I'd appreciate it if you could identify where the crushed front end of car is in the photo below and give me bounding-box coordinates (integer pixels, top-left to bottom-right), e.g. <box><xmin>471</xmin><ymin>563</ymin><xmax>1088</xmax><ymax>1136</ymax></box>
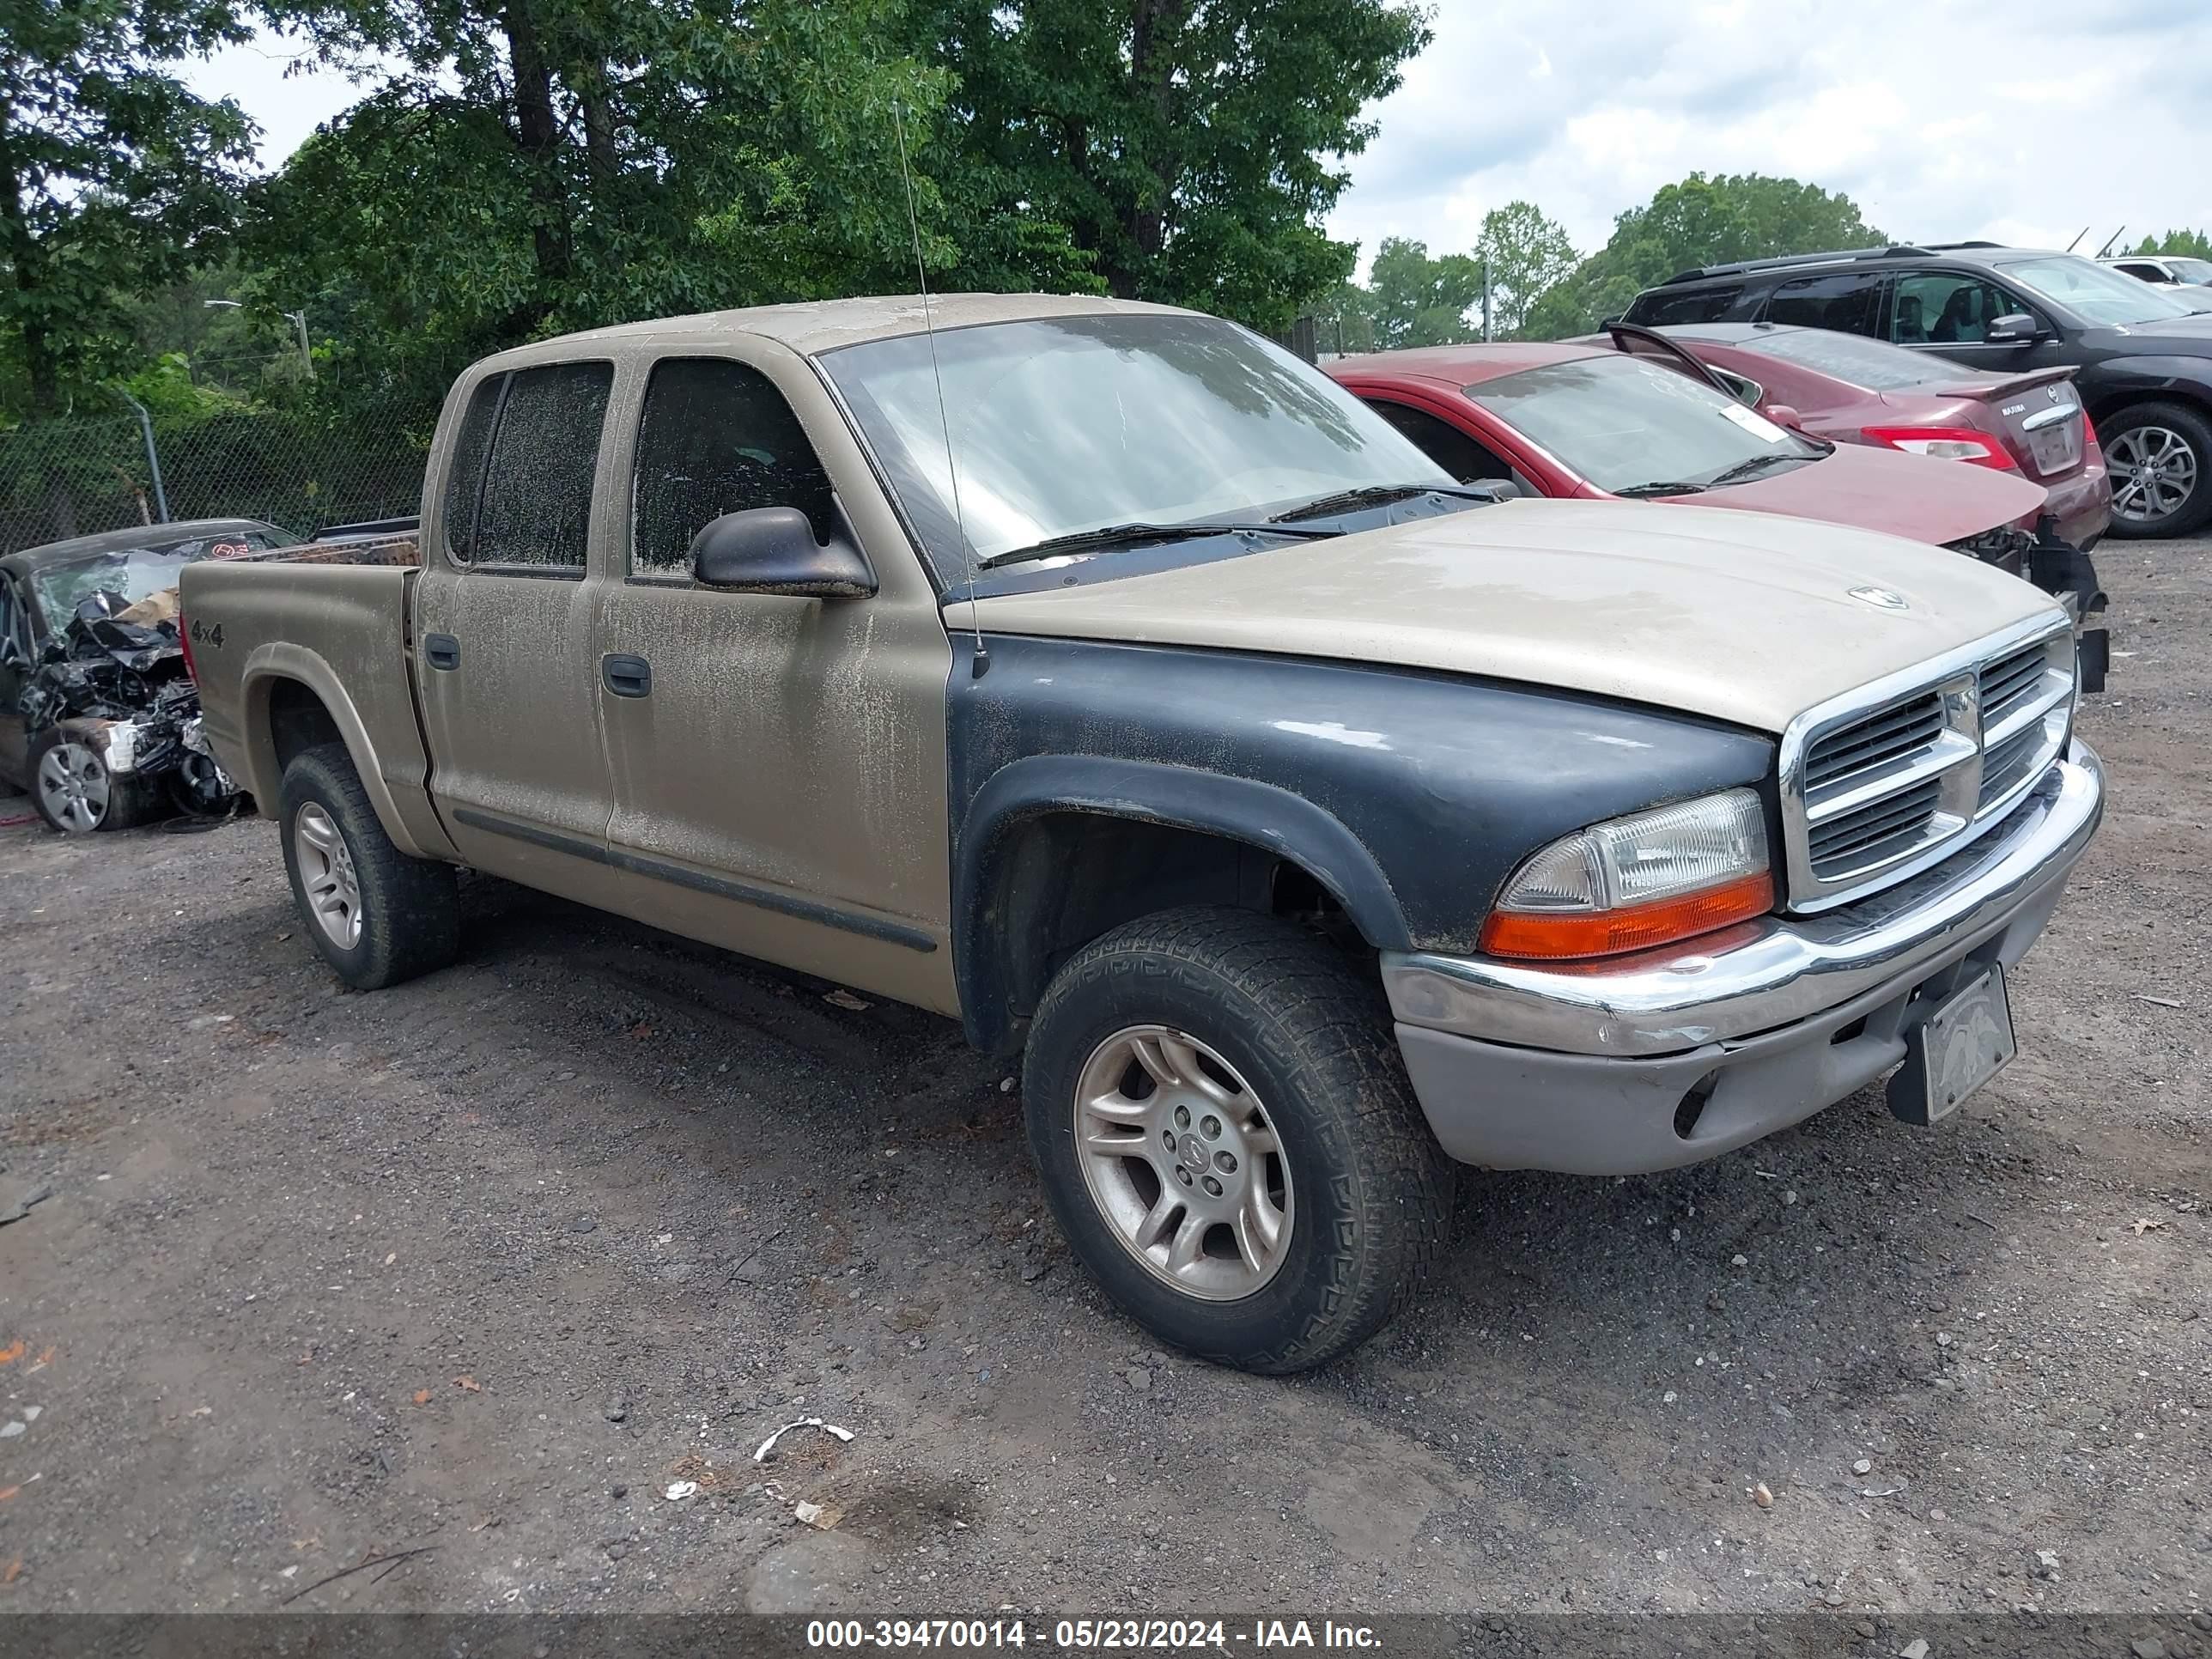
<box><xmin>18</xmin><ymin>589</ymin><xmax>240</xmax><ymax>817</ymax></box>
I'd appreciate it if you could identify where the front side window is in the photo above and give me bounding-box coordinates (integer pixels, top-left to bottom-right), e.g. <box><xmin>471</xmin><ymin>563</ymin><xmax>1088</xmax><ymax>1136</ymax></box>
<box><xmin>1464</xmin><ymin>354</ymin><xmax>1821</xmax><ymax>495</ymax></box>
<box><xmin>1369</xmin><ymin>399</ymin><xmax>1516</xmax><ymax>483</ymax></box>
<box><xmin>469</xmin><ymin>362</ymin><xmax>614</xmax><ymax>568</ymax></box>
<box><xmin>2000</xmin><ymin>255</ymin><xmax>2197</xmax><ymax>326</ymax></box>
<box><xmin>823</xmin><ymin>314</ymin><xmax>1449</xmax><ymax>574</ymax></box>
<box><xmin>1761</xmin><ymin>271</ymin><xmax>1885</xmax><ymax>336</ymax></box>
<box><xmin>1890</xmin><ymin>273</ymin><xmax>2036</xmax><ymax>344</ymax></box>
<box><xmin>630</xmin><ymin>358</ymin><xmax>837</xmax><ymax>574</ymax></box>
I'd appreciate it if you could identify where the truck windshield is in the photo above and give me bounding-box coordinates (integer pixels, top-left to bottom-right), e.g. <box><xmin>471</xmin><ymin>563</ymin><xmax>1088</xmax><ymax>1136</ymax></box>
<box><xmin>1467</xmin><ymin>355</ymin><xmax>1822</xmax><ymax>495</ymax></box>
<box><xmin>2000</xmin><ymin>256</ymin><xmax>2196</xmax><ymax>327</ymax></box>
<box><xmin>822</xmin><ymin>313</ymin><xmax>1452</xmax><ymax>574</ymax></box>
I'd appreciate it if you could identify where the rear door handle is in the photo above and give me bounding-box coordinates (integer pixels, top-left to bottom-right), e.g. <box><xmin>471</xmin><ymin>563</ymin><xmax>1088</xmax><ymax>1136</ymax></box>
<box><xmin>602</xmin><ymin>653</ymin><xmax>652</xmax><ymax>698</ymax></box>
<box><xmin>423</xmin><ymin>633</ymin><xmax>460</xmax><ymax>671</ymax></box>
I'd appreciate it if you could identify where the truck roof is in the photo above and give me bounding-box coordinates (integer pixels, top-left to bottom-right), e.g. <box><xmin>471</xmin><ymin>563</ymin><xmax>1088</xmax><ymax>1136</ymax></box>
<box><xmin>489</xmin><ymin>293</ymin><xmax>1190</xmax><ymax>366</ymax></box>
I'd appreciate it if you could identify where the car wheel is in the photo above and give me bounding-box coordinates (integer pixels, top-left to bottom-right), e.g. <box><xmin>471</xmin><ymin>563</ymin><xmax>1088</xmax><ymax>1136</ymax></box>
<box><xmin>2104</xmin><ymin>401</ymin><xmax>2212</xmax><ymax>538</ymax></box>
<box><xmin>30</xmin><ymin>727</ymin><xmax>154</xmax><ymax>834</ymax></box>
<box><xmin>1023</xmin><ymin>906</ymin><xmax>1451</xmax><ymax>1374</ymax></box>
<box><xmin>278</xmin><ymin>741</ymin><xmax>459</xmax><ymax>989</ymax></box>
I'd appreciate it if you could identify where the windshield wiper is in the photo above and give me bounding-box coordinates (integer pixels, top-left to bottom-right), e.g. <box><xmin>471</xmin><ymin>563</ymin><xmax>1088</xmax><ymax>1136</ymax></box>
<box><xmin>1613</xmin><ymin>480</ymin><xmax>1708</xmax><ymax>498</ymax></box>
<box><xmin>1269</xmin><ymin>482</ymin><xmax>1500</xmax><ymax>522</ymax></box>
<box><xmin>1705</xmin><ymin>453</ymin><xmax>1808</xmax><ymax>488</ymax></box>
<box><xmin>981</xmin><ymin>520</ymin><xmax>1338</xmax><ymax>569</ymax></box>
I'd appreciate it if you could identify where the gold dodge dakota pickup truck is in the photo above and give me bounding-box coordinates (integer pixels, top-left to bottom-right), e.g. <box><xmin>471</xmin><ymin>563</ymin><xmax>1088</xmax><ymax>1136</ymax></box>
<box><xmin>180</xmin><ymin>294</ymin><xmax>2103</xmax><ymax>1371</ymax></box>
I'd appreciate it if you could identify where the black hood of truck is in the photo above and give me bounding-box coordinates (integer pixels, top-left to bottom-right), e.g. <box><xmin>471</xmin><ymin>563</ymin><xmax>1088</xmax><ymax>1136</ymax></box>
<box><xmin>2084</xmin><ymin>313</ymin><xmax>2212</xmax><ymax>355</ymax></box>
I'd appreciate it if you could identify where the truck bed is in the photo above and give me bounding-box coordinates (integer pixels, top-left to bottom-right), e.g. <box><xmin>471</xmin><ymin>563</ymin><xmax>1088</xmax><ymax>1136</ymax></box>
<box><xmin>178</xmin><ymin>556</ymin><xmax>455</xmax><ymax>861</ymax></box>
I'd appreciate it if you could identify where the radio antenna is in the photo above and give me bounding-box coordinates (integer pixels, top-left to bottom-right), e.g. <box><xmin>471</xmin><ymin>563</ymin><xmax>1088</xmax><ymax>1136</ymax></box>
<box><xmin>891</xmin><ymin>99</ymin><xmax>986</xmax><ymax>678</ymax></box>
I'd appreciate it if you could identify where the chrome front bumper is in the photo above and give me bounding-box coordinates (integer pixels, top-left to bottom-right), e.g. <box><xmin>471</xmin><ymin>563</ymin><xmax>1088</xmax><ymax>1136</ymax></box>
<box><xmin>1382</xmin><ymin>740</ymin><xmax>2103</xmax><ymax>1174</ymax></box>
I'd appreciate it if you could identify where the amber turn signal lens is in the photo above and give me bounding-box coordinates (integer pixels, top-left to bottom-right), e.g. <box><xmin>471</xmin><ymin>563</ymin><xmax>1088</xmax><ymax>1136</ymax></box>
<box><xmin>1479</xmin><ymin>872</ymin><xmax>1776</xmax><ymax>962</ymax></box>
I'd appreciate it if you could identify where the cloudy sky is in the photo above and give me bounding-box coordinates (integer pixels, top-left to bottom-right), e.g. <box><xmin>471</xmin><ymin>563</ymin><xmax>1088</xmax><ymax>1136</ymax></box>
<box><xmin>188</xmin><ymin>0</ymin><xmax>2212</xmax><ymax>270</ymax></box>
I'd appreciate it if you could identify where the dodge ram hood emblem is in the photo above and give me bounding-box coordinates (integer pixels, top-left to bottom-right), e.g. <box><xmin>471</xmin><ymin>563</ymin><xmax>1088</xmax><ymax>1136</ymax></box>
<box><xmin>1847</xmin><ymin>585</ymin><xmax>1909</xmax><ymax>611</ymax></box>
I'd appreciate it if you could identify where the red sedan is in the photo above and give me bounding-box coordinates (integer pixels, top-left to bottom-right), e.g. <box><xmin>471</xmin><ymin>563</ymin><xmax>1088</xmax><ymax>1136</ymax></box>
<box><xmin>1630</xmin><ymin>323</ymin><xmax>2111</xmax><ymax>552</ymax></box>
<box><xmin>1326</xmin><ymin>330</ymin><xmax>2107</xmax><ymax>682</ymax></box>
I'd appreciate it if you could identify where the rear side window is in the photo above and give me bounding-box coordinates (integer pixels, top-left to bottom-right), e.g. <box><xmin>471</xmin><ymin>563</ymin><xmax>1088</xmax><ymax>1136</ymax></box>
<box><xmin>630</xmin><ymin>357</ymin><xmax>838</xmax><ymax>574</ymax></box>
<box><xmin>1368</xmin><ymin>400</ymin><xmax>1516</xmax><ymax>484</ymax></box>
<box><xmin>1761</xmin><ymin>271</ymin><xmax>1885</xmax><ymax>336</ymax></box>
<box><xmin>440</xmin><ymin>376</ymin><xmax>504</xmax><ymax>562</ymax></box>
<box><xmin>469</xmin><ymin>362</ymin><xmax>614</xmax><ymax>568</ymax></box>
<box><xmin>1626</xmin><ymin>284</ymin><xmax>1743</xmax><ymax>327</ymax></box>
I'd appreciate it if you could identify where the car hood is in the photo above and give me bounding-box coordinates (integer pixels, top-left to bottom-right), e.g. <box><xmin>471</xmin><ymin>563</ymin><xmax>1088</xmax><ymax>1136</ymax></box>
<box><xmin>2081</xmin><ymin>313</ymin><xmax>2212</xmax><ymax>352</ymax></box>
<box><xmin>968</xmin><ymin>497</ymin><xmax>2062</xmax><ymax>735</ymax></box>
<box><xmin>1650</xmin><ymin>441</ymin><xmax>2046</xmax><ymax>544</ymax></box>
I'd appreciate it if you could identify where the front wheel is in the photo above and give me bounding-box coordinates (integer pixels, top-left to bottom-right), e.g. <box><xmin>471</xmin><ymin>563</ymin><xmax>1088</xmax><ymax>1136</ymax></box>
<box><xmin>30</xmin><ymin>727</ymin><xmax>155</xmax><ymax>835</ymax></box>
<box><xmin>1023</xmin><ymin>907</ymin><xmax>1450</xmax><ymax>1373</ymax></box>
<box><xmin>2104</xmin><ymin>401</ymin><xmax>2212</xmax><ymax>538</ymax></box>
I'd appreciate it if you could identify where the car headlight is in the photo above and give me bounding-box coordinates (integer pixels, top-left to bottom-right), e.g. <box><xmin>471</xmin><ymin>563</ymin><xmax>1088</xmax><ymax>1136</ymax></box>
<box><xmin>1480</xmin><ymin>788</ymin><xmax>1773</xmax><ymax>960</ymax></box>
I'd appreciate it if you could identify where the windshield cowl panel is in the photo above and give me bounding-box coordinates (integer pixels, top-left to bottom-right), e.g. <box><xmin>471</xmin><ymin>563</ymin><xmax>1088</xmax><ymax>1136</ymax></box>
<box><xmin>820</xmin><ymin>313</ymin><xmax>1454</xmax><ymax>587</ymax></box>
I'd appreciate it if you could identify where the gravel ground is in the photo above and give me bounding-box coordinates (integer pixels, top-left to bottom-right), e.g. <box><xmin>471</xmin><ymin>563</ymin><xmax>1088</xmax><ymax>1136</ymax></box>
<box><xmin>0</xmin><ymin>539</ymin><xmax>2206</xmax><ymax>1630</ymax></box>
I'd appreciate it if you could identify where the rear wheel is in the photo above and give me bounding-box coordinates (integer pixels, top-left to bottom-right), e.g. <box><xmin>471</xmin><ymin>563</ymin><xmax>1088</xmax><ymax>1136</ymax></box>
<box><xmin>1023</xmin><ymin>907</ymin><xmax>1450</xmax><ymax>1373</ymax></box>
<box><xmin>2104</xmin><ymin>401</ymin><xmax>2212</xmax><ymax>538</ymax></box>
<box><xmin>30</xmin><ymin>728</ymin><xmax>155</xmax><ymax>834</ymax></box>
<box><xmin>278</xmin><ymin>742</ymin><xmax>459</xmax><ymax>989</ymax></box>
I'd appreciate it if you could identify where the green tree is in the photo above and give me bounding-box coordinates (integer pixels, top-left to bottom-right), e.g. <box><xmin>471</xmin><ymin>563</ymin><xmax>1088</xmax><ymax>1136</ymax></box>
<box><xmin>0</xmin><ymin>0</ymin><xmax>258</xmax><ymax>416</ymax></box>
<box><xmin>2130</xmin><ymin>229</ymin><xmax>2212</xmax><ymax>261</ymax></box>
<box><xmin>1474</xmin><ymin>201</ymin><xmax>1577</xmax><ymax>338</ymax></box>
<box><xmin>1522</xmin><ymin>173</ymin><xmax>1883</xmax><ymax>339</ymax></box>
<box><xmin>1363</xmin><ymin>235</ymin><xmax>1482</xmax><ymax>349</ymax></box>
<box><xmin>915</xmin><ymin>0</ymin><xmax>1431</xmax><ymax>331</ymax></box>
<box><xmin>252</xmin><ymin>0</ymin><xmax>996</xmax><ymax>401</ymax></box>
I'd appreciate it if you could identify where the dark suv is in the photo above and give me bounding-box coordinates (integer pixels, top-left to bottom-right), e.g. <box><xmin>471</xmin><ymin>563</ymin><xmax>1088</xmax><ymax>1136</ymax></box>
<box><xmin>1620</xmin><ymin>243</ymin><xmax>2212</xmax><ymax>538</ymax></box>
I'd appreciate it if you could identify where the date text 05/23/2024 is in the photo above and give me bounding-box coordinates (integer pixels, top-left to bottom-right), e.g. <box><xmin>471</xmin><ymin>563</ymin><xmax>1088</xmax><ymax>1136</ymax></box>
<box><xmin>805</xmin><ymin>1620</ymin><xmax>1383</xmax><ymax>1650</ymax></box>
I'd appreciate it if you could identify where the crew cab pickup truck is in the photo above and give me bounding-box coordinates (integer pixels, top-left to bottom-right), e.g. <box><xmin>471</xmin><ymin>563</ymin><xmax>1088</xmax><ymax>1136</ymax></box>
<box><xmin>181</xmin><ymin>295</ymin><xmax>2105</xmax><ymax>1373</ymax></box>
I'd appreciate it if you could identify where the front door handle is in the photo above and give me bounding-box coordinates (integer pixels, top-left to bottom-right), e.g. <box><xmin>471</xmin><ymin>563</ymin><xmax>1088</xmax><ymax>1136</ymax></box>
<box><xmin>602</xmin><ymin>653</ymin><xmax>652</xmax><ymax>698</ymax></box>
<box><xmin>423</xmin><ymin>633</ymin><xmax>460</xmax><ymax>671</ymax></box>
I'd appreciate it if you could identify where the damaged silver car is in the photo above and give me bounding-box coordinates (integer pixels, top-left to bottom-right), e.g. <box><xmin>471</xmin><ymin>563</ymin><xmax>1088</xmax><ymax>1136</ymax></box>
<box><xmin>0</xmin><ymin>520</ymin><xmax>295</xmax><ymax>832</ymax></box>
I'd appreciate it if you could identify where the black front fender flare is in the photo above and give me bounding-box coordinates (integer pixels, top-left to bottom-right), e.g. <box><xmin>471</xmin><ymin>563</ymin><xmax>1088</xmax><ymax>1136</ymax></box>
<box><xmin>953</xmin><ymin>754</ymin><xmax>1409</xmax><ymax>1054</ymax></box>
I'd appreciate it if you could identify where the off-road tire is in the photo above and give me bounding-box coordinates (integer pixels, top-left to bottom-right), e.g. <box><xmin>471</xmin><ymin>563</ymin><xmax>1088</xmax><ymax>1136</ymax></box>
<box><xmin>29</xmin><ymin>725</ymin><xmax>155</xmax><ymax>834</ymax></box>
<box><xmin>1023</xmin><ymin>906</ymin><xmax>1451</xmax><ymax>1373</ymax></box>
<box><xmin>2105</xmin><ymin>399</ymin><xmax>2212</xmax><ymax>539</ymax></box>
<box><xmin>278</xmin><ymin>742</ymin><xmax>459</xmax><ymax>989</ymax></box>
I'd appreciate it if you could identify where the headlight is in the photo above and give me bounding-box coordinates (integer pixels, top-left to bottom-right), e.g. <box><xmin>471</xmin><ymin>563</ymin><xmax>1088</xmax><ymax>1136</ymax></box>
<box><xmin>1480</xmin><ymin>788</ymin><xmax>1773</xmax><ymax>960</ymax></box>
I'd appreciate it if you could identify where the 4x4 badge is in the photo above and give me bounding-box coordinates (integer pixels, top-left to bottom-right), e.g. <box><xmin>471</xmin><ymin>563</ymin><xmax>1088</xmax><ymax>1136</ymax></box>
<box><xmin>1848</xmin><ymin>586</ymin><xmax>1909</xmax><ymax>611</ymax></box>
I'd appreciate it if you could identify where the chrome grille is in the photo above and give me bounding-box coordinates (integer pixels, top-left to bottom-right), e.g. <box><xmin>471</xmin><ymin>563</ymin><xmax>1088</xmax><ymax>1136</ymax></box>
<box><xmin>1802</xmin><ymin>690</ymin><xmax>1944</xmax><ymax>793</ymax></box>
<box><xmin>1978</xmin><ymin>643</ymin><xmax>2049</xmax><ymax>732</ymax></box>
<box><xmin>1808</xmin><ymin>776</ymin><xmax>1943</xmax><ymax>870</ymax></box>
<box><xmin>1780</xmin><ymin>617</ymin><xmax>2075</xmax><ymax>912</ymax></box>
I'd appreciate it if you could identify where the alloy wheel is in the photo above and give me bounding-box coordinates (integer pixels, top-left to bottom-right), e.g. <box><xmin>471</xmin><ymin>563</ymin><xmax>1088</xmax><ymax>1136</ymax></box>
<box><xmin>36</xmin><ymin>741</ymin><xmax>110</xmax><ymax>833</ymax></box>
<box><xmin>293</xmin><ymin>801</ymin><xmax>364</xmax><ymax>950</ymax></box>
<box><xmin>1072</xmin><ymin>1024</ymin><xmax>1293</xmax><ymax>1300</ymax></box>
<box><xmin>2108</xmin><ymin>424</ymin><xmax>2199</xmax><ymax>524</ymax></box>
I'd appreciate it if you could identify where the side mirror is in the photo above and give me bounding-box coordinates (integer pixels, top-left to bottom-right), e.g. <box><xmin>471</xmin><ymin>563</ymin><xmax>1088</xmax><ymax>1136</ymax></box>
<box><xmin>1984</xmin><ymin>313</ymin><xmax>2039</xmax><ymax>345</ymax></box>
<box><xmin>1468</xmin><ymin>477</ymin><xmax>1522</xmax><ymax>501</ymax></box>
<box><xmin>689</xmin><ymin>507</ymin><xmax>877</xmax><ymax>599</ymax></box>
<box><xmin>1759</xmin><ymin>404</ymin><xmax>1803</xmax><ymax>430</ymax></box>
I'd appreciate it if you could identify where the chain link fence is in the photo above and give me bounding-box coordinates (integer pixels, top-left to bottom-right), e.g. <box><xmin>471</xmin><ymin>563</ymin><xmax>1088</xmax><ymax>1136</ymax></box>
<box><xmin>0</xmin><ymin>403</ymin><xmax>434</xmax><ymax>552</ymax></box>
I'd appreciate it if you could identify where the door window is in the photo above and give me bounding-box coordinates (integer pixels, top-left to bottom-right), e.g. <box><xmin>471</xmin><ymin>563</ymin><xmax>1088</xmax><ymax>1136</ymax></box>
<box><xmin>0</xmin><ymin>578</ymin><xmax>22</xmax><ymax>659</ymax></box>
<box><xmin>467</xmin><ymin>362</ymin><xmax>614</xmax><ymax>568</ymax></box>
<box><xmin>441</xmin><ymin>375</ymin><xmax>505</xmax><ymax>563</ymax></box>
<box><xmin>1762</xmin><ymin>271</ymin><xmax>1885</xmax><ymax>336</ymax></box>
<box><xmin>1368</xmin><ymin>400</ymin><xmax>1516</xmax><ymax>484</ymax></box>
<box><xmin>1629</xmin><ymin>284</ymin><xmax>1743</xmax><ymax>326</ymax></box>
<box><xmin>630</xmin><ymin>357</ymin><xmax>839</xmax><ymax>574</ymax></box>
<box><xmin>1891</xmin><ymin>273</ymin><xmax>2033</xmax><ymax>345</ymax></box>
